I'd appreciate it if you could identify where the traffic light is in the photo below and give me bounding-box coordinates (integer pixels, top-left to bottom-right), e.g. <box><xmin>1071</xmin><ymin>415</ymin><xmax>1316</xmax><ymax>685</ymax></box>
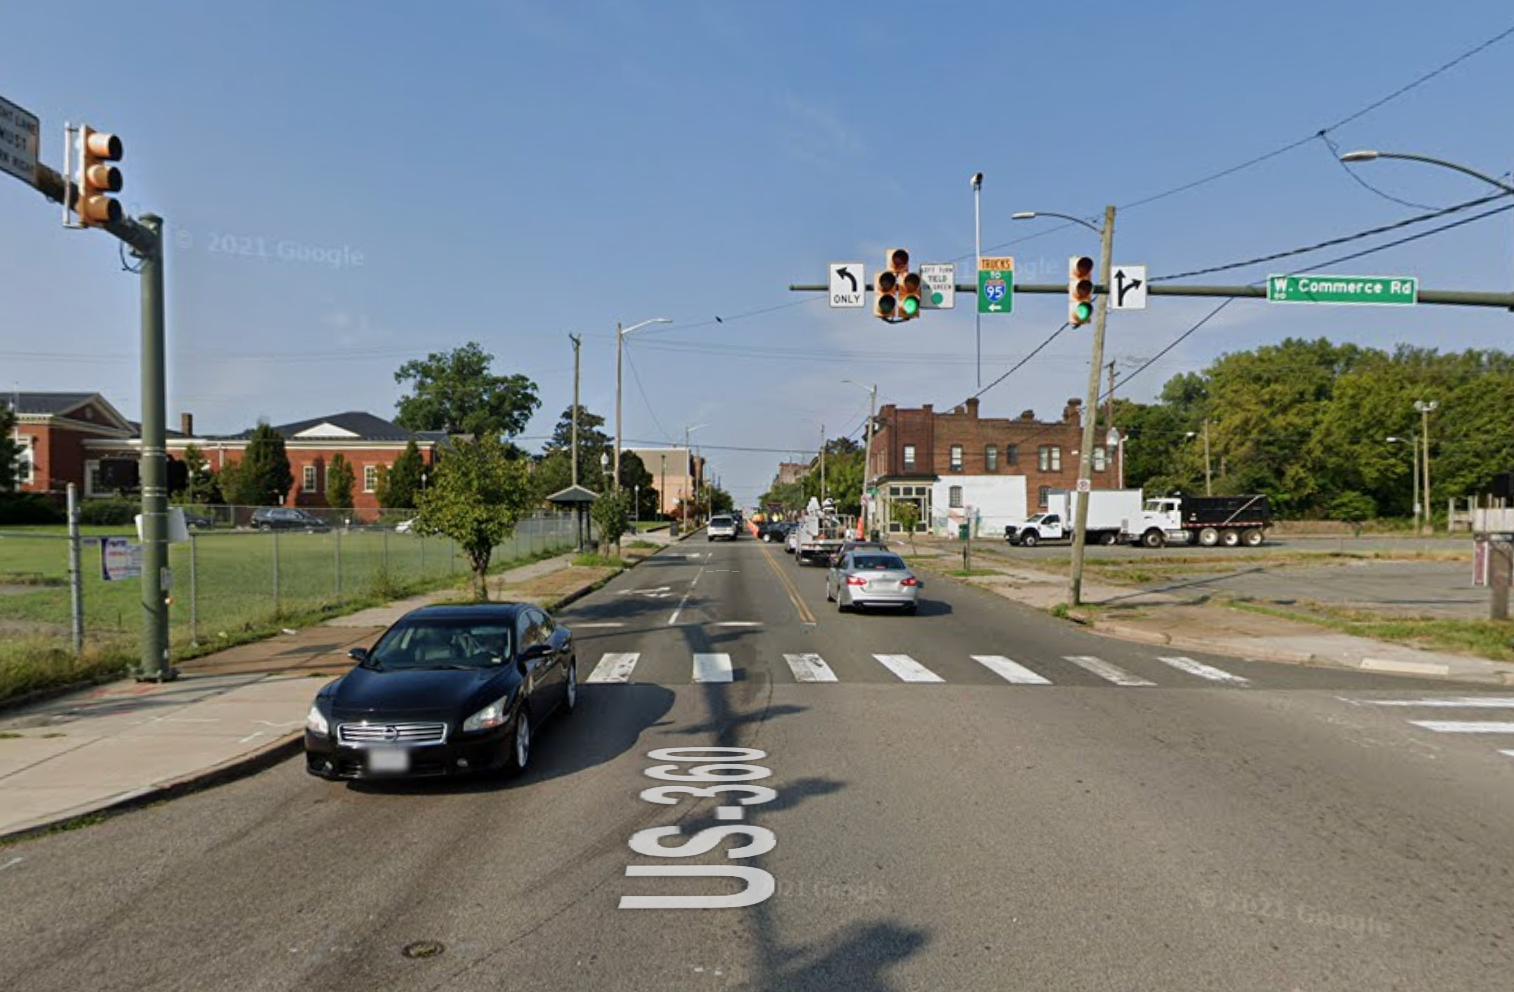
<box><xmin>77</xmin><ymin>125</ymin><xmax>123</xmax><ymax>227</ymax></box>
<box><xmin>876</xmin><ymin>248</ymin><xmax>922</xmax><ymax>322</ymax></box>
<box><xmin>899</xmin><ymin>270</ymin><xmax>922</xmax><ymax>320</ymax></box>
<box><xmin>1068</xmin><ymin>255</ymin><xmax>1095</xmax><ymax>326</ymax></box>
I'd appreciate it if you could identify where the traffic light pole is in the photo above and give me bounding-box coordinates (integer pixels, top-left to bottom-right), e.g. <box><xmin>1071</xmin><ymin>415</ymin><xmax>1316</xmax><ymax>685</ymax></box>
<box><xmin>30</xmin><ymin>164</ymin><xmax>174</xmax><ymax>681</ymax></box>
<box><xmin>1068</xmin><ymin>206</ymin><xmax>1116</xmax><ymax>608</ymax></box>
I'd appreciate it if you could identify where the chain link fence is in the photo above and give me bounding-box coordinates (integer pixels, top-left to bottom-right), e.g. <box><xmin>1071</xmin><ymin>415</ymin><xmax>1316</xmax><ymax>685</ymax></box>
<box><xmin>0</xmin><ymin>507</ymin><xmax>582</xmax><ymax>662</ymax></box>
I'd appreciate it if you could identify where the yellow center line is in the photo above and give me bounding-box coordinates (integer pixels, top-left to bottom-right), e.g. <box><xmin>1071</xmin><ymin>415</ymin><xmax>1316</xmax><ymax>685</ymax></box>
<box><xmin>760</xmin><ymin>543</ymin><xmax>816</xmax><ymax>624</ymax></box>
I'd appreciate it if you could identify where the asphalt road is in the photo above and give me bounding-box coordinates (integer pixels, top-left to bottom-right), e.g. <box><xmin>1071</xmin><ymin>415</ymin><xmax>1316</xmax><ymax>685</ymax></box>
<box><xmin>3</xmin><ymin>536</ymin><xmax>1512</xmax><ymax>991</ymax></box>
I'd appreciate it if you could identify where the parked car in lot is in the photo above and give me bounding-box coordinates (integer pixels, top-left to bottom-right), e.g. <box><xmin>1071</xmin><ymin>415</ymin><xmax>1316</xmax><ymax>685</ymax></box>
<box><xmin>250</xmin><ymin>507</ymin><xmax>330</xmax><ymax>532</ymax></box>
<box><xmin>707</xmin><ymin>515</ymin><xmax>739</xmax><ymax>541</ymax></box>
<box><xmin>304</xmin><ymin>603</ymin><xmax>577</xmax><ymax>781</ymax></box>
<box><xmin>826</xmin><ymin>550</ymin><xmax>922</xmax><ymax>614</ymax></box>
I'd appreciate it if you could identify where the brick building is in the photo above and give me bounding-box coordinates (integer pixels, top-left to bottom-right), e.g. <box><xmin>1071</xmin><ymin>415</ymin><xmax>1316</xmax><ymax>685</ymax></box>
<box><xmin>10</xmin><ymin>392</ymin><xmax>444</xmax><ymax>513</ymax></box>
<box><xmin>867</xmin><ymin>396</ymin><xmax>1119</xmax><ymax>534</ymax></box>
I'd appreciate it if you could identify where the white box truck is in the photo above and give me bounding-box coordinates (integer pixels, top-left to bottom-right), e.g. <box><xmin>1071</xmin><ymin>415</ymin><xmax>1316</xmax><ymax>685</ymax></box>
<box><xmin>1003</xmin><ymin>489</ymin><xmax>1144</xmax><ymax>547</ymax></box>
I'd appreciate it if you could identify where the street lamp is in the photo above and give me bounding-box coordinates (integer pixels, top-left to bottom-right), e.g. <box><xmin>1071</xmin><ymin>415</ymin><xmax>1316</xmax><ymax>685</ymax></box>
<box><xmin>1014</xmin><ymin>205</ymin><xmax>1117</xmax><ymax>606</ymax></box>
<box><xmin>614</xmin><ymin>317</ymin><xmax>672</xmax><ymax>501</ymax></box>
<box><xmin>1183</xmin><ymin>421</ymin><xmax>1212</xmax><ymax>495</ymax></box>
<box><xmin>1338</xmin><ymin>150</ymin><xmax>1514</xmax><ymax>195</ymax></box>
<box><xmin>1414</xmin><ymin>400</ymin><xmax>1438</xmax><ymax>537</ymax></box>
<box><xmin>842</xmin><ymin>379</ymin><xmax>878</xmax><ymax>536</ymax></box>
<box><xmin>1386</xmin><ymin>436</ymin><xmax>1419</xmax><ymax>529</ymax></box>
<box><xmin>1106</xmin><ymin>427</ymin><xmax>1124</xmax><ymax>490</ymax></box>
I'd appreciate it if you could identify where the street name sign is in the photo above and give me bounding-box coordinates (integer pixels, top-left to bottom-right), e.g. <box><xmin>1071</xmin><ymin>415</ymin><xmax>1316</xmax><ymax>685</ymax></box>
<box><xmin>978</xmin><ymin>256</ymin><xmax>1013</xmax><ymax>314</ymax></box>
<box><xmin>0</xmin><ymin>93</ymin><xmax>40</xmax><ymax>188</ymax></box>
<box><xmin>1110</xmin><ymin>265</ymin><xmax>1147</xmax><ymax>310</ymax></box>
<box><xmin>829</xmin><ymin>262</ymin><xmax>865</xmax><ymax>308</ymax></box>
<box><xmin>1267</xmin><ymin>274</ymin><xmax>1417</xmax><ymax>306</ymax></box>
<box><xmin>921</xmin><ymin>262</ymin><xmax>955</xmax><ymax>309</ymax></box>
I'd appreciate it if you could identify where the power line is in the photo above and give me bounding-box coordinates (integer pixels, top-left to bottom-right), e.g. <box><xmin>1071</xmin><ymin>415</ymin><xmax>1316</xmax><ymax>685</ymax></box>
<box><xmin>1152</xmin><ymin>187</ymin><xmax>1513</xmax><ymax>282</ymax></box>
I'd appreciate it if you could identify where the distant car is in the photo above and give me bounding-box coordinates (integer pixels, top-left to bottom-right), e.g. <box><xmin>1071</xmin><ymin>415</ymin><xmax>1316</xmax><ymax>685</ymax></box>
<box><xmin>828</xmin><ymin>538</ymin><xmax>889</xmax><ymax>567</ymax></box>
<box><xmin>758</xmin><ymin>521</ymin><xmax>792</xmax><ymax>543</ymax></box>
<box><xmin>181</xmin><ymin>511</ymin><xmax>215</xmax><ymax>529</ymax></box>
<box><xmin>784</xmin><ymin>526</ymin><xmax>801</xmax><ymax>554</ymax></box>
<box><xmin>395</xmin><ymin>518</ymin><xmax>415</xmax><ymax>533</ymax></box>
<box><xmin>304</xmin><ymin>603</ymin><xmax>577</xmax><ymax>781</ymax></box>
<box><xmin>707</xmin><ymin>515</ymin><xmax>738</xmax><ymax>541</ymax></box>
<box><xmin>826</xmin><ymin>550</ymin><xmax>922</xmax><ymax>614</ymax></box>
<box><xmin>250</xmin><ymin>507</ymin><xmax>330</xmax><ymax>532</ymax></box>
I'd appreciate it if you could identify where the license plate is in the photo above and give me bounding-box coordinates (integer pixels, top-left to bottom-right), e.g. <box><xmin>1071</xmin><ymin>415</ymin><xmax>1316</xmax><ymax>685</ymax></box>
<box><xmin>368</xmin><ymin>747</ymin><xmax>409</xmax><ymax>773</ymax></box>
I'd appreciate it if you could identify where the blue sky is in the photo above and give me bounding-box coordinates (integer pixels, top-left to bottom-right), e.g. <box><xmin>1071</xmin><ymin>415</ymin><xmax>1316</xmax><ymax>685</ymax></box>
<box><xmin>3</xmin><ymin>1</ymin><xmax>1511</xmax><ymax>506</ymax></box>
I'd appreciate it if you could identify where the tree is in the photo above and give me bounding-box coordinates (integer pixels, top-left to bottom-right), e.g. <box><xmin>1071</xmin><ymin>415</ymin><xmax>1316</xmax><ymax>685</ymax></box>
<box><xmin>394</xmin><ymin>342</ymin><xmax>540</xmax><ymax>439</ymax></box>
<box><xmin>1</xmin><ymin>400</ymin><xmax>22</xmax><ymax>492</ymax></box>
<box><xmin>376</xmin><ymin>439</ymin><xmax>425</xmax><ymax>510</ymax></box>
<box><xmin>619</xmin><ymin>451</ymin><xmax>657</xmax><ymax>519</ymax></box>
<box><xmin>224</xmin><ymin>422</ymin><xmax>294</xmax><ymax>506</ymax></box>
<box><xmin>180</xmin><ymin>444</ymin><xmax>222</xmax><ymax>505</ymax></box>
<box><xmin>327</xmin><ymin>453</ymin><xmax>355</xmax><ymax>510</ymax></box>
<box><xmin>413</xmin><ymin>437</ymin><xmax>535</xmax><ymax>600</ymax></box>
<box><xmin>590</xmin><ymin>490</ymin><xmax>629</xmax><ymax>551</ymax></box>
<box><xmin>545</xmin><ymin>404</ymin><xmax>611</xmax><ymax>490</ymax></box>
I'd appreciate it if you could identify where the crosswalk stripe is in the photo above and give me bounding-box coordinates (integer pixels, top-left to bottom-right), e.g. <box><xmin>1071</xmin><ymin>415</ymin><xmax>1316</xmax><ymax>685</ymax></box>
<box><xmin>1352</xmin><ymin>697</ymin><xmax>1514</xmax><ymax>708</ymax></box>
<box><xmin>872</xmin><ymin>654</ymin><xmax>944</xmax><ymax>683</ymax></box>
<box><xmin>783</xmin><ymin>653</ymin><xmax>838</xmax><ymax>683</ymax></box>
<box><xmin>586</xmin><ymin>652</ymin><xmax>639</xmax><ymax>683</ymax></box>
<box><xmin>693</xmin><ymin>653</ymin><xmax>734</xmax><ymax>683</ymax></box>
<box><xmin>1156</xmin><ymin>656</ymin><xmax>1250</xmax><ymax>685</ymax></box>
<box><xmin>1409</xmin><ymin>721</ymin><xmax>1514</xmax><ymax>734</ymax></box>
<box><xmin>971</xmin><ymin>655</ymin><xmax>1052</xmax><ymax>685</ymax></box>
<box><xmin>1063</xmin><ymin>656</ymin><xmax>1155</xmax><ymax>687</ymax></box>
<box><xmin>1501</xmin><ymin>751</ymin><xmax>1514</xmax><ymax>759</ymax></box>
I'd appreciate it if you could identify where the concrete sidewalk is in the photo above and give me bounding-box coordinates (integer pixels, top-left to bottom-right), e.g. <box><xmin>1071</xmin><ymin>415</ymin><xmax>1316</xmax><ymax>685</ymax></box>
<box><xmin>0</xmin><ymin>531</ymin><xmax>686</xmax><ymax>840</ymax></box>
<box><xmin>905</xmin><ymin>541</ymin><xmax>1514</xmax><ymax>687</ymax></box>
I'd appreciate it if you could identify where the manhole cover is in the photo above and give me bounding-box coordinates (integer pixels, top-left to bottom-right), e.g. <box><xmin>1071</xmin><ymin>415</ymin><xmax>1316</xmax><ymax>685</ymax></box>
<box><xmin>402</xmin><ymin>941</ymin><xmax>445</xmax><ymax>960</ymax></box>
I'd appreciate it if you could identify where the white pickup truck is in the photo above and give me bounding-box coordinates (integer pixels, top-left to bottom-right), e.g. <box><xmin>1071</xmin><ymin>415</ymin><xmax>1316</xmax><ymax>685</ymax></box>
<box><xmin>1003</xmin><ymin>489</ymin><xmax>1143</xmax><ymax>547</ymax></box>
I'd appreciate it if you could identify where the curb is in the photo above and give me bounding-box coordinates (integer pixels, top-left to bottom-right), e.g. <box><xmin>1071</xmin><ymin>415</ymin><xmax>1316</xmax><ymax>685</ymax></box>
<box><xmin>0</xmin><ymin>732</ymin><xmax>303</xmax><ymax>846</ymax></box>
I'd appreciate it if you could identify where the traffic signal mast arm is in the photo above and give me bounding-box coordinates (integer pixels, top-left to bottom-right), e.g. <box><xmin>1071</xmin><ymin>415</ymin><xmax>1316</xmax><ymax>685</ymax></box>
<box><xmin>29</xmin><ymin>161</ymin><xmax>157</xmax><ymax>255</ymax></box>
<box><xmin>790</xmin><ymin>281</ymin><xmax>1514</xmax><ymax>309</ymax></box>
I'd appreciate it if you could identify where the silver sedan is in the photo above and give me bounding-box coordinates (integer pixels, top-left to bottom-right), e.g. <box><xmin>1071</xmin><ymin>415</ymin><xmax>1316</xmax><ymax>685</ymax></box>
<box><xmin>826</xmin><ymin>550</ymin><xmax>922</xmax><ymax>614</ymax></box>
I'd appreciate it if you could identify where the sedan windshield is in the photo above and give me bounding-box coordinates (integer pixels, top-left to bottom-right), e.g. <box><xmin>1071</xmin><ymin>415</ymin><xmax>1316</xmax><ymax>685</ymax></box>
<box><xmin>365</xmin><ymin>620</ymin><xmax>512</xmax><ymax>670</ymax></box>
<box><xmin>851</xmin><ymin>555</ymin><xmax>907</xmax><ymax>571</ymax></box>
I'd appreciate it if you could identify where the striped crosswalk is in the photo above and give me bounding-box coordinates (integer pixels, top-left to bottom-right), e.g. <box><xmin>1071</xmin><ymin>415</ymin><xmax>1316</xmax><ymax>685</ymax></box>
<box><xmin>1340</xmin><ymin>694</ymin><xmax>1514</xmax><ymax>760</ymax></box>
<box><xmin>584</xmin><ymin>650</ymin><xmax>1258</xmax><ymax>688</ymax></box>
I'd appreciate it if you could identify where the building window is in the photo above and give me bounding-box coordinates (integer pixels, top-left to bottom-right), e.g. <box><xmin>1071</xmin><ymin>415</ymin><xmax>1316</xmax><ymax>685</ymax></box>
<box><xmin>303</xmin><ymin>465</ymin><xmax>318</xmax><ymax>492</ymax></box>
<box><xmin>1005</xmin><ymin>444</ymin><xmax>1018</xmax><ymax>466</ymax></box>
<box><xmin>16</xmin><ymin>441</ymin><xmax>34</xmax><ymax>486</ymax></box>
<box><xmin>985</xmin><ymin>445</ymin><xmax>998</xmax><ymax>472</ymax></box>
<box><xmin>1038</xmin><ymin>445</ymin><xmax>1061</xmax><ymax>472</ymax></box>
<box><xmin>949</xmin><ymin>485</ymin><xmax>963</xmax><ymax>508</ymax></box>
<box><xmin>1038</xmin><ymin>485</ymin><xmax>1051</xmax><ymax>507</ymax></box>
<box><xmin>363</xmin><ymin>465</ymin><xmax>378</xmax><ymax>493</ymax></box>
<box><xmin>903</xmin><ymin>444</ymin><xmax>916</xmax><ymax>473</ymax></box>
<box><xmin>1093</xmin><ymin>446</ymin><xmax>1107</xmax><ymax>472</ymax></box>
<box><xmin>949</xmin><ymin>445</ymin><xmax>963</xmax><ymax>471</ymax></box>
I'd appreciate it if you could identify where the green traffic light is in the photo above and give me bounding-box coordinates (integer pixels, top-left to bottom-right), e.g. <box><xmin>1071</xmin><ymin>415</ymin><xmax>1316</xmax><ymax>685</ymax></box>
<box><xmin>901</xmin><ymin>296</ymin><xmax>919</xmax><ymax>316</ymax></box>
<box><xmin>1074</xmin><ymin>302</ymin><xmax>1093</xmax><ymax>323</ymax></box>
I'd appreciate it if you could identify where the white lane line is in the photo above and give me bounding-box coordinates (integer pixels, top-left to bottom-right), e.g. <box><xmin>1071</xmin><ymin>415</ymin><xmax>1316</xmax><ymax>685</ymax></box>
<box><xmin>1156</xmin><ymin>656</ymin><xmax>1250</xmax><ymax>685</ymax></box>
<box><xmin>1501</xmin><ymin>750</ymin><xmax>1514</xmax><ymax>759</ymax></box>
<box><xmin>1063</xmin><ymin>656</ymin><xmax>1155</xmax><ymax>687</ymax></box>
<box><xmin>1347</xmin><ymin>697</ymin><xmax>1514</xmax><ymax>708</ymax></box>
<box><xmin>693</xmin><ymin>653</ymin><xmax>734</xmax><ymax>683</ymax></box>
<box><xmin>1409</xmin><ymin>721</ymin><xmax>1514</xmax><ymax>734</ymax></box>
<box><xmin>715</xmin><ymin>621</ymin><xmax>762</xmax><ymax>627</ymax></box>
<box><xmin>238</xmin><ymin>732</ymin><xmax>265</xmax><ymax>744</ymax></box>
<box><xmin>669</xmin><ymin>565</ymin><xmax>706</xmax><ymax>626</ymax></box>
<box><xmin>573</xmin><ymin>622</ymin><xmax>625</xmax><ymax>629</ymax></box>
<box><xmin>872</xmin><ymin>654</ymin><xmax>944</xmax><ymax>683</ymax></box>
<box><xmin>0</xmin><ymin>856</ymin><xmax>24</xmax><ymax>872</ymax></box>
<box><xmin>587</xmin><ymin>653</ymin><xmax>640</xmax><ymax>684</ymax></box>
<box><xmin>971</xmin><ymin>655</ymin><xmax>1053</xmax><ymax>685</ymax></box>
<box><xmin>783</xmin><ymin>653</ymin><xmax>838</xmax><ymax>683</ymax></box>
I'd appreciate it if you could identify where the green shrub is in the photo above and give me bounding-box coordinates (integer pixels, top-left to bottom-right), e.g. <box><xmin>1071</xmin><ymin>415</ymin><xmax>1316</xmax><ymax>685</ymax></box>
<box><xmin>77</xmin><ymin>498</ymin><xmax>137</xmax><ymax>526</ymax></box>
<box><xmin>0</xmin><ymin>493</ymin><xmax>65</xmax><ymax>526</ymax></box>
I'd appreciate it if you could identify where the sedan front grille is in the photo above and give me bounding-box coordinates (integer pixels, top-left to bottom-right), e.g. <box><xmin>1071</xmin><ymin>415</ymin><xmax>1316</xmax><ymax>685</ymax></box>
<box><xmin>337</xmin><ymin>721</ymin><xmax>449</xmax><ymax>746</ymax></box>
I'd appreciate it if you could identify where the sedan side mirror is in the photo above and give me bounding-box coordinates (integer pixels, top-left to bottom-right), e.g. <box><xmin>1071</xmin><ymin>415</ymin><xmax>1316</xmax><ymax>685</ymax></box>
<box><xmin>347</xmin><ymin>647</ymin><xmax>368</xmax><ymax>662</ymax></box>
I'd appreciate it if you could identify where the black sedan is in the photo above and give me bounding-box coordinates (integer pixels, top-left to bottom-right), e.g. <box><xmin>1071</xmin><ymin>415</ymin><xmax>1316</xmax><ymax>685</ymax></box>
<box><xmin>304</xmin><ymin>603</ymin><xmax>577</xmax><ymax>781</ymax></box>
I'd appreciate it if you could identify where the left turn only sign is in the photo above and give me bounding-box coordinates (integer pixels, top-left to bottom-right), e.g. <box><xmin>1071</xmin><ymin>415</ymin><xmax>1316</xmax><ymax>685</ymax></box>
<box><xmin>829</xmin><ymin>262</ymin><xmax>865</xmax><ymax>308</ymax></box>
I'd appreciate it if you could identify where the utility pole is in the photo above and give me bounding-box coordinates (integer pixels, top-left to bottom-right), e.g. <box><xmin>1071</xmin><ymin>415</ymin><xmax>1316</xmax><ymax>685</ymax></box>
<box><xmin>972</xmin><ymin>171</ymin><xmax>983</xmax><ymax>389</ymax></box>
<box><xmin>614</xmin><ymin>321</ymin><xmax>623</xmax><ymax>498</ymax></box>
<box><xmin>1068</xmin><ymin>205</ymin><xmax>1116</xmax><ymax>608</ymax></box>
<box><xmin>820</xmin><ymin>422</ymin><xmax>827</xmax><ymax>502</ymax></box>
<box><xmin>569</xmin><ymin>333</ymin><xmax>581</xmax><ymax>488</ymax></box>
<box><xmin>1104</xmin><ymin>361</ymin><xmax>1116</xmax><ymax>433</ymax></box>
<box><xmin>863</xmin><ymin>383</ymin><xmax>877</xmax><ymax>537</ymax></box>
<box><xmin>1203</xmin><ymin>419</ymin><xmax>1213</xmax><ymax>496</ymax></box>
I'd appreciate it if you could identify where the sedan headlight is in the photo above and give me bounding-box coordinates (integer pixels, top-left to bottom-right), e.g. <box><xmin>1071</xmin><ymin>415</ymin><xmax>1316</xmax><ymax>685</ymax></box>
<box><xmin>305</xmin><ymin>702</ymin><xmax>330</xmax><ymax>736</ymax></box>
<box><xmin>463</xmin><ymin>694</ymin><xmax>511</xmax><ymax>732</ymax></box>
